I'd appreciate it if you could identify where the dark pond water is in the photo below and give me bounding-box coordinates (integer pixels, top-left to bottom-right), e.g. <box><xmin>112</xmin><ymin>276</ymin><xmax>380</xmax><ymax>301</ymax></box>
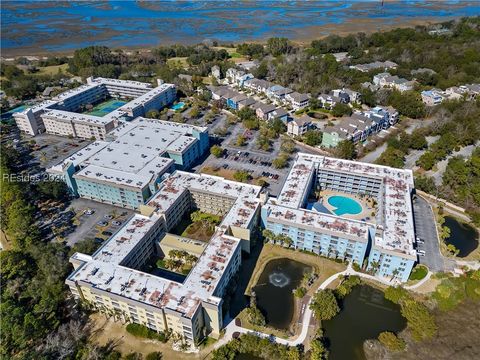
<box><xmin>323</xmin><ymin>285</ymin><xmax>406</xmax><ymax>360</ymax></box>
<box><xmin>444</xmin><ymin>216</ymin><xmax>479</xmax><ymax>257</ymax></box>
<box><xmin>253</xmin><ymin>258</ymin><xmax>311</xmax><ymax>329</ymax></box>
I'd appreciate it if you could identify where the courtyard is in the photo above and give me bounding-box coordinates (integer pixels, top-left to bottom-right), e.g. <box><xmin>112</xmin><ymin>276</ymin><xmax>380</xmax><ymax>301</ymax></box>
<box><xmin>305</xmin><ymin>189</ymin><xmax>378</xmax><ymax>222</ymax></box>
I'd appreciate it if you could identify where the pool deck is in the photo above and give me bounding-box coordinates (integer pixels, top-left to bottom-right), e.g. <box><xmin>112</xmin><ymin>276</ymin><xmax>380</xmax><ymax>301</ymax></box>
<box><xmin>317</xmin><ymin>190</ymin><xmax>376</xmax><ymax>223</ymax></box>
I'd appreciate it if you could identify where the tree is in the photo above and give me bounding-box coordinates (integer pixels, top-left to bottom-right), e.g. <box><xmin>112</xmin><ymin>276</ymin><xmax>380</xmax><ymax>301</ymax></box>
<box><xmin>331</xmin><ymin>102</ymin><xmax>353</xmax><ymax>117</ymax></box>
<box><xmin>233</xmin><ymin>170</ymin><xmax>250</xmax><ymax>183</ymax></box>
<box><xmin>310</xmin><ymin>289</ymin><xmax>340</xmax><ymax>320</ymax></box>
<box><xmin>376</xmin><ymin>147</ymin><xmax>405</xmax><ymax>168</ymax></box>
<box><xmin>378</xmin><ymin>332</ymin><xmax>406</xmax><ymax>351</ymax></box>
<box><xmin>303</xmin><ymin>130</ymin><xmax>323</xmax><ymax>146</ymax></box>
<box><xmin>310</xmin><ymin>338</ymin><xmax>328</xmax><ymax>360</ymax></box>
<box><xmin>262</xmin><ymin>229</ymin><xmax>276</xmax><ymax>242</ymax></box>
<box><xmin>237</xmin><ymin>107</ymin><xmax>256</xmax><ymax>121</ymax></box>
<box><xmin>189</xmin><ymin>105</ymin><xmax>201</xmax><ymax>119</ymax></box>
<box><xmin>243</xmin><ymin>118</ymin><xmax>259</xmax><ymax>130</ymax></box>
<box><xmin>272</xmin><ymin>154</ymin><xmax>289</xmax><ymax>169</ymax></box>
<box><xmin>335</xmin><ymin>140</ymin><xmax>357</xmax><ymax>160</ymax></box>
<box><xmin>387</xmin><ymin>90</ymin><xmax>426</xmax><ymax>119</ymax></box>
<box><xmin>267</xmin><ymin>37</ymin><xmax>292</xmax><ymax>56</ymax></box>
<box><xmin>280</xmin><ymin>138</ymin><xmax>296</xmax><ymax>154</ymax></box>
<box><xmin>400</xmin><ymin>300</ymin><xmax>437</xmax><ymax>341</ymax></box>
<box><xmin>414</xmin><ymin>175</ymin><xmax>436</xmax><ymax>193</ymax></box>
<box><xmin>210</xmin><ymin>145</ymin><xmax>224</xmax><ymax>158</ymax></box>
<box><xmin>236</xmin><ymin>135</ymin><xmax>247</xmax><ymax>147</ymax></box>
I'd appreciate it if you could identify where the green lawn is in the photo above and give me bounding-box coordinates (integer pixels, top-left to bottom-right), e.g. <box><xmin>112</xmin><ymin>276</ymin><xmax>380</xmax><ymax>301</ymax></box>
<box><xmin>409</xmin><ymin>265</ymin><xmax>428</xmax><ymax>281</ymax></box>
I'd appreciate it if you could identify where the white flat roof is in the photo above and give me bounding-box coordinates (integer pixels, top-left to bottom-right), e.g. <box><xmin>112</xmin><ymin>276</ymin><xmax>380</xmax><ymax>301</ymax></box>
<box><xmin>69</xmin><ymin>171</ymin><xmax>262</xmax><ymax>318</ymax></box>
<box><xmin>89</xmin><ymin>77</ymin><xmax>153</xmax><ymax>90</ymax></box>
<box><xmin>274</xmin><ymin>153</ymin><xmax>416</xmax><ymax>258</ymax></box>
<box><xmin>43</xmin><ymin>109</ymin><xmax>114</xmax><ymax>126</ymax></box>
<box><xmin>49</xmin><ymin>118</ymin><xmax>207</xmax><ymax>188</ymax></box>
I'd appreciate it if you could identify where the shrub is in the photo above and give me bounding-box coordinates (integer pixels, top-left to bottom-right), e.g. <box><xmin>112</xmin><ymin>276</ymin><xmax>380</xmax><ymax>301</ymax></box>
<box><xmin>210</xmin><ymin>145</ymin><xmax>224</xmax><ymax>158</ymax></box>
<box><xmin>245</xmin><ymin>306</ymin><xmax>266</xmax><ymax>326</ymax></box>
<box><xmin>126</xmin><ymin>323</ymin><xmax>167</xmax><ymax>343</ymax></box>
<box><xmin>294</xmin><ymin>287</ymin><xmax>307</xmax><ymax>298</ymax></box>
<box><xmin>378</xmin><ymin>331</ymin><xmax>406</xmax><ymax>351</ymax></box>
<box><xmin>384</xmin><ymin>286</ymin><xmax>411</xmax><ymax>304</ymax></box>
<box><xmin>401</xmin><ymin>300</ymin><xmax>437</xmax><ymax>341</ymax></box>
<box><xmin>146</xmin><ymin>352</ymin><xmax>163</xmax><ymax>360</ymax></box>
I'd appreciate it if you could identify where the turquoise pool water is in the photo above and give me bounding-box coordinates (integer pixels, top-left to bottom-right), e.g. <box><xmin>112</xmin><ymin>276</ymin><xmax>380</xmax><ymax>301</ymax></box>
<box><xmin>171</xmin><ymin>102</ymin><xmax>185</xmax><ymax>111</ymax></box>
<box><xmin>328</xmin><ymin>196</ymin><xmax>362</xmax><ymax>216</ymax></box>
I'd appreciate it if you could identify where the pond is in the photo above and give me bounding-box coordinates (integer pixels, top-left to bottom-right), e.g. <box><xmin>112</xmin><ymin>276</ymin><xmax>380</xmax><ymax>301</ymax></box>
<box><xmin>322</xmin><ymin>285</ymin><xmax>406</xmax><ymax>360</ymax></box>
<box><xmin>252</xmin><ymin>258</ymin><xmax>311</xmax><ymax>329</ymax></box>
<box><xmin>444</xmin><ymin>216</ymin><xmax>479</xmax><ymax>257</ymax></box>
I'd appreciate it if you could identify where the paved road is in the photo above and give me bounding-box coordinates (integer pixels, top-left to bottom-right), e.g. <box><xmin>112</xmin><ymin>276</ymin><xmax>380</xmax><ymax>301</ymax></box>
<box><xmin>426</xmin><ymin>142</ymin><xmax>479</xmax><ymax>185</ymax></box>
<box><xmin>412</xmin><ymin>195</ymin><xmax>452</xmax><ymax>272</ymax></box>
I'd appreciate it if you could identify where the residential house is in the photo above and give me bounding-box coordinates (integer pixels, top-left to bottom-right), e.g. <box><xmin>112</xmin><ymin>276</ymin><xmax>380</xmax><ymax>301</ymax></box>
<box><xmin>287</xmin><ymin>115</ymin><xmax>312</xmax><ymax>136</ymax></box>
<box><xmin>228</xmin><ymin>94</ymin><xmax>248</xmax><ymax>110</ymax></box>
<box><xmin>226</xmin><ymin>68</ymin><xmax>245</xmax><ymax>84</ymax></box>
<box><xmin>331</xmin><ymin>52</ymin><xmax>350</xmax><ymax>63</ymax></box>
<box><xmin>211</xmin><ymin>65</ymin><xmax>221</xmax><ymax>80</ymax></box>
<box><xmin>267</xmin><ymin>85</ymin><xmax>293</xmax><ymax>104</ymax></box>
<box><xmin>349</xmin><ymin>61</ymin><xmax>398</xmax><ymax>73</ymax></box>
<box><xmin>237</xmin><ymin>73</ymin><xmax>254</xmax><ymax>87</ymax></box>
<box><xmin>373</xmin><ymin>73</ymin><xmax>415</xmax><ymax>92</ymax></box>
<box><xmin>268</xmin><ymin>108</ymin><xmax>289</xmax><ymax>123</ymax></box>
<box><xmin>421</xmin><ymin>89</ymin><xmax>445</xmax><ymax>106</ymax></box>
<box><xmin>244</xmin><ymin>78</ymin><xmax>272</xmax><ymax>94</ymax></box>
<box><xmin>318</xmin><ymin>93</ymin><xmax>344</xmax><ymax>109</ymax></box>
<box><xmin>285</xmin><ymin>91</ymin><xmax>310</xmax><ymax>110</ymax></box>
<box><xmin>369</xmin><ymin>106</ymin><xmax>399</xmax><ymax>126</ymax></box>
<box><xmin>237</xmin><ymin>60</ymin><xmax>258</xmax><ymax>71</ymax></box>
<box><xmin>255</xmin><ymin>103</ymin><xmax>277</xmax><ymax>120</ymax></box>
<box><xmin>237</xmin><ymin>97</ymin><xmax>256</xmax><ymax>109</ymax></box>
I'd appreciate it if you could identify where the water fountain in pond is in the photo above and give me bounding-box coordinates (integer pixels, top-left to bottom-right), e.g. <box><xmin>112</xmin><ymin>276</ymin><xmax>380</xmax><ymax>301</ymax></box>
<box><xmin>268</xmin><ymin>272</ymin><xmax>291</xmax><ymax>288</ymax></box>
<box><xmin>253</xmin><ymin>258</ymin><xmax>311</xmax><ymax>329</ymax></box>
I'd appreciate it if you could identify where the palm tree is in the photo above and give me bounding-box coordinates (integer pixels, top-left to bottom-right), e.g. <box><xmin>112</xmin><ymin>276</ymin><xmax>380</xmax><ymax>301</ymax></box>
<box><xmin>391</xmin><ymin>268</ymin><xmax>400</xmax><ymax>281</ymax></box>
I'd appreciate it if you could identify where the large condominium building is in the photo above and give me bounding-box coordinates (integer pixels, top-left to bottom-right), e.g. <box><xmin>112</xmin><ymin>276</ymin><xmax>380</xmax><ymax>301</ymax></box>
<box><xmin>261</xmin><ymin>153</ymin><xmax>417</xmax><ymax>282</ymax></box>
<box><xmin>13</xmin><ymin>77</ymin><xmax>176</xmax><ymax>137</ymax></box>
<box><xmin>48</xmin><ymin>118</ymin><xmax>209</xmax><ymax>209</ymax></box>
<box><xmin>66</xmin><ymin>172</ymin><xmax>263</xmax><ymax>344</ymax></box>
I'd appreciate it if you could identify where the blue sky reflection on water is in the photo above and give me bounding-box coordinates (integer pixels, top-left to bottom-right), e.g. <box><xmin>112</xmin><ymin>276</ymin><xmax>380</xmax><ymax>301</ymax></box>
<box><xmin>2</xmin><ymin>1</ymin><xmax>480</xmax><ymax>54</ymax></box>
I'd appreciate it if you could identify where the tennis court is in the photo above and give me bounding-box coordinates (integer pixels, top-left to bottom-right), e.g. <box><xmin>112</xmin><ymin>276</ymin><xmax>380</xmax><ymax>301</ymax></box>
<box><xmin>85</xmin><ymin>99</ymin><xmax>127</xmax><ymax>117</ymax></box>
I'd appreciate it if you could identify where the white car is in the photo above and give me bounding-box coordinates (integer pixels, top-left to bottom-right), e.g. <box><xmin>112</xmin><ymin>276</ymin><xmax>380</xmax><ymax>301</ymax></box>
<box><xmin>418</xmin><ymin>250</ymin><xmax>426</xmax><ymax>256</ymax></box>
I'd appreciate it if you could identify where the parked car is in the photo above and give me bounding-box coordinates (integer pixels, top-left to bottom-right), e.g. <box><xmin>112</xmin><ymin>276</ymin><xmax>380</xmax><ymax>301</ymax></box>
<box><xmin>84</xmin><ymin>209</ymin><xmax>95</xmax><ymax>215</ymax></box>
<box><xmin>97</xmin><ymin>221</ymin><xmax>108</xmax><ymax>227</ymax></box>
<box><xmin>112</xmin><ymin>220</ymin><xmax>122</xmax><ymax>226</ymax></box>
<box><xmin>102</xmin><ymin>231</ymin><xmax>113</xmax><ymax>236</ymax></box>
<box><xmin>94</xmin><ymin>237</ymin><xmax>105</xmax><ymax>244</ymax></box>
<box><xmin>104</xmin><ymin>214</ymin><xmax>113</xmax><ymax>220</ymax></box>
<box><xmin>418</xmin><ymin>250</ymin><xmax>426</xmax><ymax>256</ymax></box>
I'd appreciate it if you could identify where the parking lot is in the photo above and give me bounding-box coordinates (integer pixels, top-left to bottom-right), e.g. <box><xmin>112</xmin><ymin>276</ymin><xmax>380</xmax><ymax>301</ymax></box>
<box><xmin>413</xmin><ymin>195</ymin><xmax>453</xmax><ymax>272</ymax></box>
<box><xmin>199</xmin><ymin>148</ymin><xmax>290</xmax><ymax>196</ymax></box>
<box><xmin>28</xmin><ymin>134</ymin><xmax>92</xmax><ymax>169</ymax></box>
<box><xmin>66</xmin><ymin>198</ymin><xmax>134</xmax><ymax>247</ymax></box>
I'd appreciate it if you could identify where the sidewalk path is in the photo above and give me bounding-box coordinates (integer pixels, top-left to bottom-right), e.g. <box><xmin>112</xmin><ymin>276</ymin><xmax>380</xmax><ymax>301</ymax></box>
<box><xmin>214</xmin><ymin>264</ymin><xmax>401</xmax><ymax>349</ymax></box>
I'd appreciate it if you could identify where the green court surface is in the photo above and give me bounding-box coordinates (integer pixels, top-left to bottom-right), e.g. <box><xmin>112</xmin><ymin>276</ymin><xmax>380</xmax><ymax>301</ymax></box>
<box><xmin>85</xmin><ymin>99</ymin><xmax>127</xmax><ymax>117</ymax></box>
